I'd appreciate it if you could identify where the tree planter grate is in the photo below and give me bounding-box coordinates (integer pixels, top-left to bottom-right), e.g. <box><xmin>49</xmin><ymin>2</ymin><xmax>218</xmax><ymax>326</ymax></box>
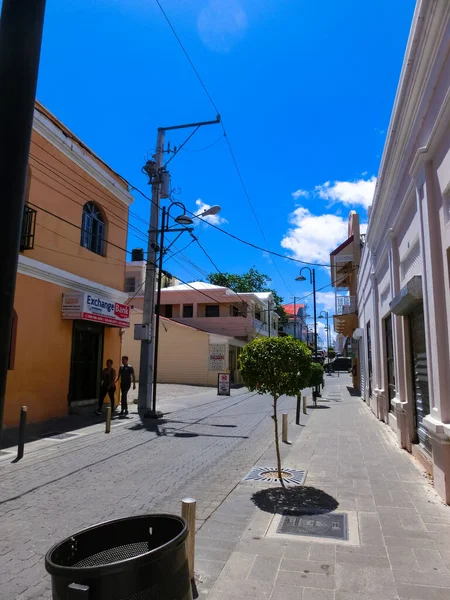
<box><xmin>243</xmin><ymin>466</ymin><xmax>307</xmax><ymax>486</ymax></box>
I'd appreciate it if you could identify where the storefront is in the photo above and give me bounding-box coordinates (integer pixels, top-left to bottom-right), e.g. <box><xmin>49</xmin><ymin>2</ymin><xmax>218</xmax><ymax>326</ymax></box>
<box><xmin>390</xmin><ymin>276</ymin><xmax>431</xmax><ymax>454</ymax></box>
<box><xmin>62</xmin><ymin>293</ymin><xmax>130</xmax><ymax>407</ymax></box>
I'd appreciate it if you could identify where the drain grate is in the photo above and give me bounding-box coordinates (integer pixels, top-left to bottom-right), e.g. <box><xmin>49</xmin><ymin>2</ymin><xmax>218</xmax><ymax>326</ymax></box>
<box><xmin>278</xmin><ymin>510</ymin><xmax>348</xmax><ymax>540</ymax></box>
<box><xmin>244</xmin><ymin>466</ymin><xmax>307</xmax><ymax>486</ymax></box>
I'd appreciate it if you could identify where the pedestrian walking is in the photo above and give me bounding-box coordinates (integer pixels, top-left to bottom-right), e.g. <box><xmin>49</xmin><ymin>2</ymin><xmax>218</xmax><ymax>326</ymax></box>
<box><xmin>116</xmin><ymin>356</ymin><xmax>136</xmax><ymax>416</ymax></box>
<box><xmin>96</xmin><ymin>359</ymin><xmax>116</xmax><ymax>415</ymax></box>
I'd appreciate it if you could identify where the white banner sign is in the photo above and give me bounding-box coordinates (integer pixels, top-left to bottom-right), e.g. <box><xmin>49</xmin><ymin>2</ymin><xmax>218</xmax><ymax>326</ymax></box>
<box><xmin>62</xmin><ymin>293</ymin><xmax>130</xmax><ymax>328</ymax></box>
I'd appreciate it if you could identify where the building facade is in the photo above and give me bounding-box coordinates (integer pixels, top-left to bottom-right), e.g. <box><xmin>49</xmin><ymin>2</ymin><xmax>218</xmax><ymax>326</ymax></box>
<box><xmin>122</xmin><ymin>282</ymin><xmax>278</xmax><ymax>386</ymax></box>
<box><xmin>357</xmin><ymin>0</ymin><xmax>450</xmax><ymax>503</ymax></box>
<box><xmin>5</xmin><ymin>102</ymin><xmax>133</xmax><ymax>427</ymax></box>
<box><xmin>153</xmin><ymin>282</ymin><xmax>279</xmax><ymax>340</ymax></box>
<box><xmin>330</xmin><ymin>211</ymin><xmax>362</xmax><ymax>388</ymax></box>
<box><xmin>124</xmin><ymin>312</ymin><xmax>245</xmax><ymax>385</ymax></box>
<box><xmin>280</xmin><ymin>303</ymin><xmax>308</xmax><ymax>341</ymax></box>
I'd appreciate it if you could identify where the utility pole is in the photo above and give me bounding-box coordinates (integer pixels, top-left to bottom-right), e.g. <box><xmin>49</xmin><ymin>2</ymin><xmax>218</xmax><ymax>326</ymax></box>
<box><xmin>293</xmin><ymin>298</ymin><xmax>296</xmax><ymax>339</ymax></box>
<box><xmin>138</xmin><ymin>128</ymin><xmax>165</xmax><ymax>418</ymax></box>
<box><xmin>138</xmin><ymin>117</ymin><xmax>220</xmax><ymax>418</ymax></box>
<box><xmin>0</xmin><ymin>0</ymin><xmax>47</xmax><ymax>446</ymax></box>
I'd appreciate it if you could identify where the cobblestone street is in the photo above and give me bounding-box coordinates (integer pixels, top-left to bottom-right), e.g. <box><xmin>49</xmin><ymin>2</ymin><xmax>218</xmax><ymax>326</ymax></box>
<box><xmin>0</xmin><ymin>387</ymin><xmax>300</xmax><ymax>599</ymax></box>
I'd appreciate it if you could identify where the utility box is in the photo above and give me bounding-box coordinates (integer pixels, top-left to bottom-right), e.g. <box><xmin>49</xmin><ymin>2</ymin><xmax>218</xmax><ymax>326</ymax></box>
<box><xmin>160</xmin><ymin>170</ymin><xmax>171</xmax><ymax>199</ymax></box>
<box><xmin>134</xmin><ymin>323</ymin><xmax>152</xmax><ymax>341</ymax></box>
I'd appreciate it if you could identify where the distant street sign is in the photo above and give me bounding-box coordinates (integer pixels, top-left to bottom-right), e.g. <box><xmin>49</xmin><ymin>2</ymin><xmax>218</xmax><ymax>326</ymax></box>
<box><xmin>217</xmin><ymin>373</ymin><xmax>230</xmax><ymax>396</ymax></box>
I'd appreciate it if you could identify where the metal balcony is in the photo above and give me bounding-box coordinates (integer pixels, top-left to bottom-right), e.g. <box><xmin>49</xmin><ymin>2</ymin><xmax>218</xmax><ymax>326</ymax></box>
<box><xmin>20</xmin><ymin>205</ymin><xmax>37</xmax><ymax>251</ymax></box>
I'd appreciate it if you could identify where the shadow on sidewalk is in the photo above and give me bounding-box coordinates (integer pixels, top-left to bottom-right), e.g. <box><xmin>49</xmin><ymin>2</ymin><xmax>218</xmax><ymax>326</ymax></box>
<box><xmin>129</xmin><ymin>418</ymin><xmax>248</xmax><ymax>440</ymax></box>
<box><xmin>1</xmin><ymin>410</ymin><xmax>109</xmax><ymax>449</ymax></box>
<box><xmin>251</xmin><ymin>486</ymin><xmax>339</xmax><ymax>516</ymax></box>
<box><xmin>346</xmin><ymin>386</ymin><xmax>361</xmax><ymax>397</ymax></box>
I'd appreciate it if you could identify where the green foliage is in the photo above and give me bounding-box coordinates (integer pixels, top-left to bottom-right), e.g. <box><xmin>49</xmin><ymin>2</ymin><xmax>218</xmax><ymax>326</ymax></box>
<box><xmin>327</xmin><ymin>347</ymin><xmax>336</xmax><ymax>360</ymax></box>
<box><xmin>238</xmin><ymin>337</ymin><xmax>312</xmax><ymax>398</ymax></box>
<box><xmin>208</xmin><ymin>267</ymin><xmax>284</xmax><ymax>309</ymax></box>
<box><xmin>309</xmin><ymin>362</ymin><xmax>324</xmax><ymax>387</ymax></box>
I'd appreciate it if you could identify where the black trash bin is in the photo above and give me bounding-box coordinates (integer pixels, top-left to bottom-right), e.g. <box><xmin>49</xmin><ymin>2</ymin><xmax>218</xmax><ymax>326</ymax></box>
<box><xmin>45</xmin><ymin>514</ymin><xmax>192</xmax><ymax>600</ymax></box>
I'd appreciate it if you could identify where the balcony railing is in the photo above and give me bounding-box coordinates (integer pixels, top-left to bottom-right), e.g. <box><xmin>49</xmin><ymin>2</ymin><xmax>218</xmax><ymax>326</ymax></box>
<box><xmin>335</xmin><ymin>294</ymin><xmax>356</xmax><ymax>315</ymax></box>
<box><xmin>20</xmin><ymin>205</ymin><xmax>37</xmax><ymax>251</ymax></box>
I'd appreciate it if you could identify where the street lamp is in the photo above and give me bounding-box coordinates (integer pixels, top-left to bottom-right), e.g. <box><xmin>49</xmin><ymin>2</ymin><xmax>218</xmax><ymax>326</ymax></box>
<box><xmin>296</xmin><ymin>267</ymin><xmax>317</xmax><ymax>361</ymax></box>
<box><xmin>196</xmin><ymin>204</ymin><xmax>221</xmax><ymax>218</ymax></box>
<box><xmin>150</xmin><ymin>201</ymin><xmax>221</xmax><ymax>418</ymax></box>
<box><xmin>318</xmin><ymin>310</ymin><xmax>330</xmax><ymax>365</ymax></box>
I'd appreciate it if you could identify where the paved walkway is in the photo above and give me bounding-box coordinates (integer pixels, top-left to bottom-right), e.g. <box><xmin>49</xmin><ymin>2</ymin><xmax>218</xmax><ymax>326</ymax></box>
<box><xmin>0</xmin><ymin>387</ymin><xmax>302</xmax><ymax>599</ymax></box>
<box><xmin>196</xmin><ymin>375</ymin><xmax>450</xmax><ymax>600</ymax></box>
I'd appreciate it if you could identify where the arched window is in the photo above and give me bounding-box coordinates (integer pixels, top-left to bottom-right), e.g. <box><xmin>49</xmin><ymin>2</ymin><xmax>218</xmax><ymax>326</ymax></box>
<box><xmin>81</xmin><ymin>202</ymin><xmax>105</xmax><ymax>256</ymax></box>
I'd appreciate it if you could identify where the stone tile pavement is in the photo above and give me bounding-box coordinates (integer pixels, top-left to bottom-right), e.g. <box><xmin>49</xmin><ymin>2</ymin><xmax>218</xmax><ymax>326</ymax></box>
<box><xmin>196</xmin><ymin>375</ymin><xmax>450</xmax><ymax>600</ymax></box>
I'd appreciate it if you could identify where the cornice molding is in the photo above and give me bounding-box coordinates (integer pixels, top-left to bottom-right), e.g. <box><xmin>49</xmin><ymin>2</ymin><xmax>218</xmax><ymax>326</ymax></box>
<box><xmin>18</xmin><ymin>255</ymin><xmax>128</xmax><ymax>302</ymax></box>
<box><xmin>33</xmin><ymin>109</ymin><xmax>134</xmax><ymax>207</ymax></box>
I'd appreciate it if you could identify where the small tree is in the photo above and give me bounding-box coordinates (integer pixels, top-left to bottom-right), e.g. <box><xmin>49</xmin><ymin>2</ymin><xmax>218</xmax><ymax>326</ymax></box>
<box><xmin>239</xmin><ymin>337</ymin><xmax>312</xmax><ymax>486</ymax></box>
<box><xmin>309</xmin><ymin>362</ymin><xmax>324</xmax><ymax>406</ymax></box>
<box><xmin>327</xmin><ymin>347</ymin><xmax>336</xmax><ymax>360</ymax></box>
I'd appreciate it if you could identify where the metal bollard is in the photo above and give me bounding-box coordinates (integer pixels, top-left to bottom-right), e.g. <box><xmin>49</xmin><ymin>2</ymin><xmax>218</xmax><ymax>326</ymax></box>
<box><xmin>67</xmin><ymin>584</ymin><xmax>89</xmax><ymax>599</ymax></box>
<box><xmin>296</xmin><ymin>395</ymin><xmax>301</xmax><ymax>425</ymax></box>
<box><xmin>15</xmin><ymin>406</ymin><xmax>27</xmax><ymax>462</ymax></box>
<box><xmin>105</xmin><ymin>406</ymin><xmax>111</xmax><ymax>434</ymax></box>
<box><xmin>302</xmin><ymin>395</ymin><xmax>307</xmax><ymax>415</ymax></box>
<box><xmin>182</xmin><ymin>497</ymin><xmax>196</xmax><ymax>582</ymax></box>
<box><xmin>282</xmin><ymin>413</ymin><xmax>288</xmax><ymax>443</ymax></box>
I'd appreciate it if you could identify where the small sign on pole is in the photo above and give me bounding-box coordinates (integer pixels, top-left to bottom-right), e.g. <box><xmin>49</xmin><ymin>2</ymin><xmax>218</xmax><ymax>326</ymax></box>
<box><xmin>217</xmin><ymin>373</ymin><xmax>230</xmax><ymax>396</ymax></box>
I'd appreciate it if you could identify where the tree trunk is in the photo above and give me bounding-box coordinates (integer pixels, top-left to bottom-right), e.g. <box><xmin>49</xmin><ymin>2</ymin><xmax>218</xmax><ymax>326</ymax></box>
<box><xmin>273</xmin><ymin>395</ymin><xmax>285</xmax><ymax>488</ymax></box>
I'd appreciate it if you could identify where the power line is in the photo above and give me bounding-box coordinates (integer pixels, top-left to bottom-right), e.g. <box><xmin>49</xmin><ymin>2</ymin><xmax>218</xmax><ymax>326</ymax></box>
<box><xmin>154</xmin><ymin>0</ymin><xmax>221</xmax><ymax>115</ymax></box>
<box><xmin>153</xmin><ymin>0</ymin><xmax>296</xmax><ymax>297</ymax></box>
<box><xmin>33</xmin><ymin>104</ymin><xmax>343</xmax><ymax>269</ymax></box>
<box><xmin>29</xmin><ymin>201</ymin><xmax>249</xmax><ymax>309</ymax></box>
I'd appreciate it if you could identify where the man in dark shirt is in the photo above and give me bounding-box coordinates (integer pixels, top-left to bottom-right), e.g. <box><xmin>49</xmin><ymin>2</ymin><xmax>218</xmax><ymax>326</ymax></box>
<box><xmin>116</xmin><ymin>356</ymin><xmax>136</xmax><ymax>416</ymax></box>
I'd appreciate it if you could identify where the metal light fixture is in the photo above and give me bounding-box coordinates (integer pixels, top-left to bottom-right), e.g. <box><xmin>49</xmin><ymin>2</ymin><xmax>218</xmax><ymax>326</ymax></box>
<box><xmin>296</xmin><ymin>274</ymin><xmax>306</xmax><ymax>282</ymax></box>
<box><xmin>196</xmin><ymin>204</ymin><xmax>221</xmax><ymax>218</ymax></box>
<box><xmin>174</xmin><ymin>213</ymin><xmax>194</xmax><ymax>226</ymax></box>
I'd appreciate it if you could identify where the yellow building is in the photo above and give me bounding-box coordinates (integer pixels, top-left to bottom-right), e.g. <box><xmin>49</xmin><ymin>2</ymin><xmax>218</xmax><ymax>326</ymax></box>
<box><xmin>5</xmin><ymin>103</ymin><xmax>133</xmax><ymax>428</ymax></box>
<box><xmin>124</xmin><ymin>310</ymin><xmax>245</xmax><ymax>386</ymax></box>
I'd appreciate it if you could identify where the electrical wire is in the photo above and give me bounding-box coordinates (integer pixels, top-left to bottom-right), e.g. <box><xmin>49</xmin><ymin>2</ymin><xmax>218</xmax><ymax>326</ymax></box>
<box><xmin>32</xmin><ymin>118</ymin><xmax>351</xmax><ymax>269</ymax></box>
<box><xmin>180</xmin><ymin>133</ymin><xmax>225</xmax><ymax>153</ymax></box>
<box><xmin>29</xmin><ymin>201</ymin><xmax>250</xmax><ymax>309</ymax></box>
<box><xmin>153</xmin><ymin>0</ymin><xmax>296</xmax><ymax>298</ymax></box>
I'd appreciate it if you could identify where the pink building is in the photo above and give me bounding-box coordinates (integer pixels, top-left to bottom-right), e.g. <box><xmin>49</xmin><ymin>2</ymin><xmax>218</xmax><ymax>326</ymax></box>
<box><xmin>357</xmin><ymin>0</ymin><xmax>450</xmax><ymax>503</ymax></box>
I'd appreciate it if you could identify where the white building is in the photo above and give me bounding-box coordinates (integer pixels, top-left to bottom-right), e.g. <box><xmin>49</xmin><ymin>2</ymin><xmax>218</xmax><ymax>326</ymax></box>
<box><xmin>357</xmin><ymin>0</ymin><xmax>450</xmax><ymax>504</ymax></box>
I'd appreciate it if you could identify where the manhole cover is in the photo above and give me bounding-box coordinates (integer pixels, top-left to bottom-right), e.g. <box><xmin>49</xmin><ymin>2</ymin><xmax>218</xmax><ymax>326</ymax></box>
<box><xmin>244</xmin><ymin>466</ymin><xmax>306</xmax><ymax>486</ymax></box>
<box><xmin>278</xmin><ymin>511</ymin><xmax>348</xmax><ymax>540</ymax></box>
<box><xmin>45</xmin><ymin>432</ymin><xmax>79</xmax><ymax>441</ymax></box>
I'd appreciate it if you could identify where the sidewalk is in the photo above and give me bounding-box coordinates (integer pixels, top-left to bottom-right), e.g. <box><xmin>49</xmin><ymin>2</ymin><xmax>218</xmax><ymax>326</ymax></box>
<box><xmin>196</xmin><ymin>374</ymin><xmax>450</xmax><ymax>600</ymax></box>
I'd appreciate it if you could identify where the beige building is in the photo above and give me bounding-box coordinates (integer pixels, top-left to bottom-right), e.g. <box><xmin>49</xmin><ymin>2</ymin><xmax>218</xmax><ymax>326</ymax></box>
<box><xmin>122</xmin><ymin>281</ymin><xmax>278</xmax><ymax>387</ymax></box>
<box><xmin>123</xmin><ymin>311</ymin><xmax>245</xmax><ymax>385</ymax></box>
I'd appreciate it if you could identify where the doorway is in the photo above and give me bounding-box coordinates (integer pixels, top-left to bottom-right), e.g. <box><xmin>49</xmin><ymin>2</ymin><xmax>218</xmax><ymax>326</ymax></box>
<box><xmin>409</xmin><ymin>305</ymin><xmax>431</xmax><ymax>453</ymax></box>
<box><xmin>367</xmin><ymin>321</ymin><xmax>372</xmax><ymax>399</ymax></box>
<box><xmin>69</xmin><ymin>321</ymin><xmax>104</xmax><ymax>405</ymax></box>
<box><xmin>384</xmin><ymin>315</ymin><xmax>395</xmax><ymax>411</ymax></box>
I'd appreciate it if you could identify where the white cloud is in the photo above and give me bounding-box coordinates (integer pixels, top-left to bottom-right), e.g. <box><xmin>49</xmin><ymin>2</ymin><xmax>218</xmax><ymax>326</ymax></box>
<box><xmin>316</xmin><ymin>320</ymin><xmax>335</xmax><ymax>348</ymax></box>
<box><xmin>281</xmin><ymin>207</ymin><xmax>348</xmax><ymax>264</ymax></box>
<box><xmin>292</xmin><ymin>189</ymin><xmax>309</xmax><ymax>200</ymax></box>
<box><xmin>315</xmin><ymin>176</ymin><xmax>376</xmax><ymax>209</ymax></box>
<box><xmin>198</xmin><ymin>0</ymin><xmax>247</xmax><ymax>53</ymax></box>
<box><xmin>194</xmin><ymin>199</ymin><xmax>228</xmax><ymax>226</ymax></box>
<box><xmin>360</xmin><ymin>222</ymin><xmax>368</xmax><ymax>234</ymax></box>
<box><xmin>316</xmin><ymin>292</ymin><xmax>335</xmax><ymax>312</ymax></box>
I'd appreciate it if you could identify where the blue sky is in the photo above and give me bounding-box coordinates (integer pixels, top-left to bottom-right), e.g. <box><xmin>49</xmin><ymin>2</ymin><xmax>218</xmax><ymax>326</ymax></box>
<box><xmin>16</xmin><ymin>0</ymin><xmax>415</xmax><ymax>340</ymax></box>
